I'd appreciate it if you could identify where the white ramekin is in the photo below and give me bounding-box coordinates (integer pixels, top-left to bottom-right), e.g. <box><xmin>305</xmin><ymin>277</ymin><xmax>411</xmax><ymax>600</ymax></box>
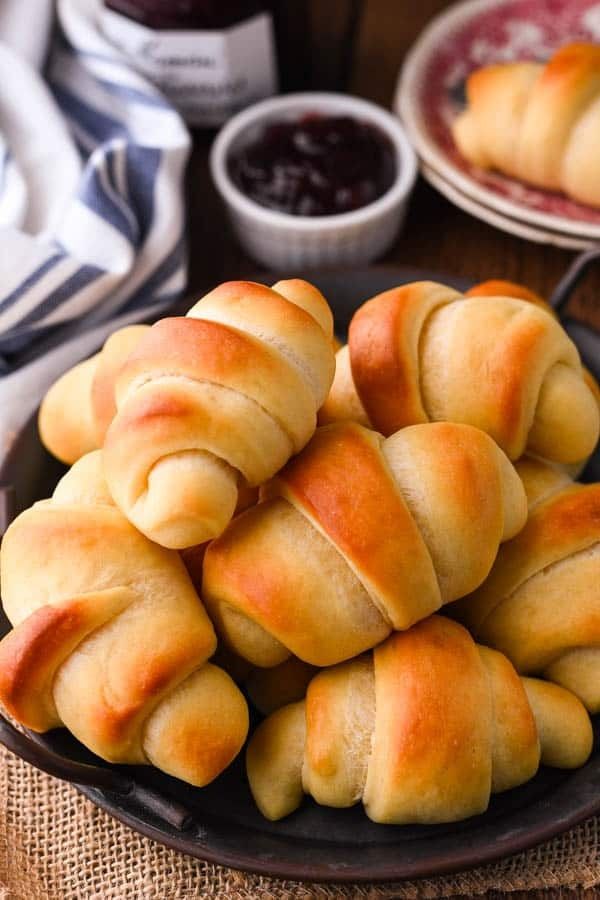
<box><xmin>210</xmin><ymin>92</ymin><xmax>418</xmax><ymax>270</ymax></box>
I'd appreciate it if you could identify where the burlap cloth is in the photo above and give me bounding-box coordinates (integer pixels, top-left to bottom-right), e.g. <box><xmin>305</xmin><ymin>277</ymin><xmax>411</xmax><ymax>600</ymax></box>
<box><xmin>0</xmin><ymin>744</ymin><xmax>599</xmax><ymax>900</ymax></box>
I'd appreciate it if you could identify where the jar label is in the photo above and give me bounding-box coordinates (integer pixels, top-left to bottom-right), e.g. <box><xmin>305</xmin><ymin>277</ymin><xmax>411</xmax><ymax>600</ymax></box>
<box><xmin>101</xmin><ymin>10</ymin><xmax>278</xmax><ymax>127</ymax></box>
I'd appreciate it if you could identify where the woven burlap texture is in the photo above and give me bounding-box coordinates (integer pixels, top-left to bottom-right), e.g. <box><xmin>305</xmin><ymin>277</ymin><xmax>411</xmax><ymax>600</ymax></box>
<box><xmin>0</xmin><ymin>745</ymin><xmax>599</xmax><ymax>900</ymax></box>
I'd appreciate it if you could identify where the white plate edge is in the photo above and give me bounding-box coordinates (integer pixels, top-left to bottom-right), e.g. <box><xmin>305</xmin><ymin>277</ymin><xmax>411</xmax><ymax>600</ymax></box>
<box><xmin>422</xmin><ymin>163</ymin><xmax>596</xmax><ymax>251</ymax></box>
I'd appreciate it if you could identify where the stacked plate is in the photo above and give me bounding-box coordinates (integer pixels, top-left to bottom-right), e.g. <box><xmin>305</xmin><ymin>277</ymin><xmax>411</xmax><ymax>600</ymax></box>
<box><xmin>395</xmin><ymin>0</ymin><xmax>600</xmax><ymax>250</ymax></box>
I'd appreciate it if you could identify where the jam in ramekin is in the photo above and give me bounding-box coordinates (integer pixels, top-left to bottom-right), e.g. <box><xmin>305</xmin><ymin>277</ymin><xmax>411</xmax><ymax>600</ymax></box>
<box><xmin>228</xmin><ymin>113</ymin><xmax>396</xmax><ymax>216</ymax></box>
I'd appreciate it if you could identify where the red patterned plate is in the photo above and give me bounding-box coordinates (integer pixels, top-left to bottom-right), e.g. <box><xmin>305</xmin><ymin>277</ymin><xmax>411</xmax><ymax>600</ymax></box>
<box><xmin>395</xmin><ymin>0</ymin><xmax>600</xmax><ymax>239</ymax></box>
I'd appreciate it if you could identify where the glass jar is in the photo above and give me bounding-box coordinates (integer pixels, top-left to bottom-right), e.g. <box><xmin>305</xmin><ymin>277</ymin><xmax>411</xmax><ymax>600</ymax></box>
<box><xmin>102</xmin><ymin>0</ymin><xmax>279</xmax><ymax>127</ymax></box>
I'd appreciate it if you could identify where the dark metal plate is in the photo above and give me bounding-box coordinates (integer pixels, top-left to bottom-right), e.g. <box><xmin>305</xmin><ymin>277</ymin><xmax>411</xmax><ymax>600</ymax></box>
<box><xmin>1</xmin><ymin>264</ymin><xmax>600</xmax><ymax>883</ymax></box>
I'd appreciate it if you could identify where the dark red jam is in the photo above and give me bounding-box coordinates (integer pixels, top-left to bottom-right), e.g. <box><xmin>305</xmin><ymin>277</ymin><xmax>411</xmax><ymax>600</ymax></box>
<box><xmin>105</xmin><ymin>0</ymin><xmax>269</xmax><ymax>29</ymax></box>
<box><xmin>228</xmin><ymin>114</ymin><xmax>397</xmax><ymax>217</ymax></box>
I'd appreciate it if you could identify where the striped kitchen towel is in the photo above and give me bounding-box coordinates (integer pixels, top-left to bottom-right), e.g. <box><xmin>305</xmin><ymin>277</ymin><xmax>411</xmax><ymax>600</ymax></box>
<box><xmin>0</xmin><ymin>0</ymin><xmax>191</xmax><ymax>375</ymax></box>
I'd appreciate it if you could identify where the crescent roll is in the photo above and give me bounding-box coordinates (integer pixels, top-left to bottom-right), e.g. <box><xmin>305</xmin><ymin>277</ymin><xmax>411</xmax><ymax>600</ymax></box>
<box><xmin>103</xmin><ymin>280</ymin><xmax>335</xmax><ymax>549</ymax></box>
<box><xmin>319</xmin><ymin>281</ymin><xmax>599</xmax><ymax>465</ymax></box>
<box><xmin>0</xmin><ymin>452</ymin><xmax>249</xmax><ymax>786</ymax></box>
<box><xmin>202</xmin><ymin>421</ymin><xmax>526</xmax><ymax>668</ymax></box>
<box><xmin>247</xmin><ymin>616</ymin><xmax>592</xmax><ymax>824</ymax></box>
<box><xmin>452</xmin><ymin>44</ymin><xmax>600</xmax><ymax>208</ymax></box>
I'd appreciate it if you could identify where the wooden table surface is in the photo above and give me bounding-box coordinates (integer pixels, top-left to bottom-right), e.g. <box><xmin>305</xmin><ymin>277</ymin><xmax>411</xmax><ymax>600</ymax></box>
<box><xmin>185</xmin><ymin>4</ymin><xmax>599</xmax><ymax>897</ymax></box>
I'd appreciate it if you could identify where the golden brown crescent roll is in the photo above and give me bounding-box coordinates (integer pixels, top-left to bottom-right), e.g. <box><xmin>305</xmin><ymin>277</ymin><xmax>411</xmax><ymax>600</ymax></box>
<box><xmin>452</xmin><ymin>44</ymin><xmax>600</xmax><ymax>208</ymax></box>
<box><xmin>247</xmin><ymin>616</ymin><xmax>592</xmax><ymax>824</ymax></box>
<box><xmin>103</xmin><ymin>280</ymin><xmax>335</xmax><ymax>549</ymax></box>
<box><xmin>319</xmin><ymin>281</ymin><xmax>599</xmax><ymax>465</ymax></box>
<box><xmin>38</xmin><ymin>324</ymin><xmax>150</xmax><ymax>465</ymax></box>
<box><xmin>202</xmin><ymin>421</ymin><xmax>527</xmax><ymax>668</ymax></box>
<box><xmin>0</xmin><ymin>452</ymin><xmax>249</xmax><ymax>786</ymax></box>
<box><xmin>453</xmin><ymin>457</ymin><xmax>600</xmax><ymax>713</ymax></box>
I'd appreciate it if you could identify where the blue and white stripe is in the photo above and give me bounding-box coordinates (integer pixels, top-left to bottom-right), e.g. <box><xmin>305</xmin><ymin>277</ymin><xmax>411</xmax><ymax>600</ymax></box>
<box><xmin>0</xmin><ymin>0</ymin><xmax>191</xmax><ymax>373</ymax></box>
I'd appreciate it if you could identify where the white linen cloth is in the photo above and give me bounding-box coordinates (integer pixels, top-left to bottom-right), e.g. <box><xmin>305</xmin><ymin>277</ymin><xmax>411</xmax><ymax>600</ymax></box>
<box><xmin>0</xmin><ymin>0</ymin><xmax>191</xmax><ymax>370</ymax></box>
<box><xmin>0</xmin><ymin>0</ymin><xmax>191</xmax><ymax>458</ymax></box>
<box><xmin>0</xmin><ymin>0</ymin><xmax>54</xmax><ymax>69</ymax></box>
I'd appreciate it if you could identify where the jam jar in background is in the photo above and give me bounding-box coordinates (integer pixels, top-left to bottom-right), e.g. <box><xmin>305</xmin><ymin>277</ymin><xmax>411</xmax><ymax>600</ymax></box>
<box><xmin>101</xmin><ymin>0</ymin><xmax>279</xmax><ymax>127</ymax></box>
<box><xmin>101</xmin><ymin>1</ymin><xmax>365</xmax><ymax>128</ymax></box>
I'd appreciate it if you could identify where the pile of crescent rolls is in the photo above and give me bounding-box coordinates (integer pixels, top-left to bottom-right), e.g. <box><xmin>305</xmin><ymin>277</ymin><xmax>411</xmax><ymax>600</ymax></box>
<box><xmin>1</xmin><ymin>275</ymin><xmax>599</xmax><ymax>826</ymax></box>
